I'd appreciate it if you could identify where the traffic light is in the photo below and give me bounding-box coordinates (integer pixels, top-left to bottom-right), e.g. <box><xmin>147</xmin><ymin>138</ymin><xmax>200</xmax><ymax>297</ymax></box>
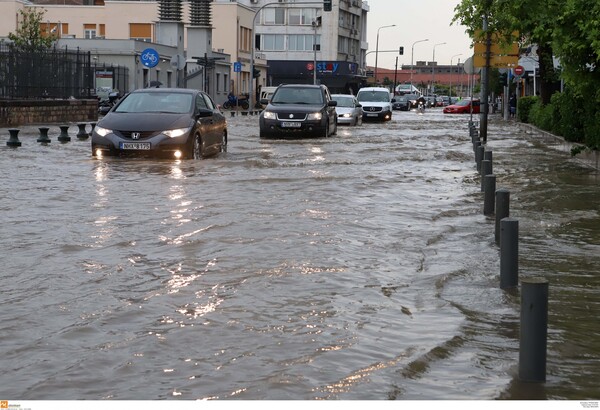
<box><xmin>253</xmin><ymin>68</ymin><xmax>261</xmax><ymax>78</ymax></box>
<box><xmin>499</xmin><ymin>72</ymin><xmax>508</xmax><ymax>85</ymax></box>
<box><xmin>324</xmin><ymin>0</ymin><xmax>332</xmax><ymax>12</ymax></box>
<box><xmin>399</xmin><ymin>46</ymin><xmax>404</xmax><ymax>55</ymax></box>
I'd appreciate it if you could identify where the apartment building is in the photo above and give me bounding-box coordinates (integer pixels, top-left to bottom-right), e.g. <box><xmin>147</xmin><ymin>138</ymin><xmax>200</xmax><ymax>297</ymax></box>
<box><xmin>235</xmin><ymin>0</ymin><xmax>370</xmax><ymax>94</ymax></box>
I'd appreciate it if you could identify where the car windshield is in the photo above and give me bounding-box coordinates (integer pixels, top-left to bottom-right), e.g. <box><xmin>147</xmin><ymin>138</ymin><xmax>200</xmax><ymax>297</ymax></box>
<box><xmin>455</xmin><ymin>100</ymin><xmax>471</xmax><ymax>107</ymax></box>
<box><xmin>115</xmin><ymin>92</ymin><xmax>193</xmax><ymax>114</ymax></box>
<box><xmin>272</xmin><ymin>87</ymin><xmax>323</xmax><ymax>105</ymax></box>
<box><xmin>333</xmin><ymin>96</ymin><xmax>354</xmax><ymax>107</ymax></box>
<box><xmin>357</xmin><ymin>91</ymin><xmax>390</xmax><ymax>102</ymax></box>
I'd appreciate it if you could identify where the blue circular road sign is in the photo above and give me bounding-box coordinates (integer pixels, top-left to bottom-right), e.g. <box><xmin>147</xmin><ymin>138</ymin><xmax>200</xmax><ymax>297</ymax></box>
<box><xmin>140</xmin><ymin>48</ymin><xmax>159</xmax><ymax>68</ymax></box>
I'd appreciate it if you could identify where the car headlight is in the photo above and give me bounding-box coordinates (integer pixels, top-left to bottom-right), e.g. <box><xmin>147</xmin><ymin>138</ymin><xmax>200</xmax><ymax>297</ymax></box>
<box><xmin>164</xmin><ymin>127</ymin><xmax>190</xmax><ymax>138</ymax></box>
<box><xmin>94</xmin><ymin>126</ymin><xmax>112</xmax><ymax>137</ymax></box>
<box><xmin>342</xmin><ymin>113</ymin><xmax>351</xmax><ymax>118</ymax></box>
<box><xmin>307</xmin><ymin>112</ymin><xmax>322</xmax><ymax>121</ymax></box>
<box><xmin>263</xmin><ymin>111</ymin><xmax>276</xmax><ymax>120</ymax></box>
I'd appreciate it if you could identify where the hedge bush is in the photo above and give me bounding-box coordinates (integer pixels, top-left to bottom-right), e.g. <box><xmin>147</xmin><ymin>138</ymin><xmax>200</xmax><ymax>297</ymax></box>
<box><xmin>518</xmin><ymin>89</ymin><xmax>599</xmax><ymax>150</ymax></box>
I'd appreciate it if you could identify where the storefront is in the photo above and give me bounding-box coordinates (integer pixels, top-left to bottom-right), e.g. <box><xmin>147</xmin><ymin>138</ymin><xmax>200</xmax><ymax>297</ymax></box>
<box><xmin>266</xmin><ymin>60</ymin><xmax>367</xmax><ymax>95</ymax></box>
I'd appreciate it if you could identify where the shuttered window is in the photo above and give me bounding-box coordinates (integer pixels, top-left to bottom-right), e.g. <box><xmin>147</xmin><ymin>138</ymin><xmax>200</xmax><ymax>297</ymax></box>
<box><xmin>130</xmin><ymin>23</ymin><xmax>152</xmax><ymax>42</ymax></box>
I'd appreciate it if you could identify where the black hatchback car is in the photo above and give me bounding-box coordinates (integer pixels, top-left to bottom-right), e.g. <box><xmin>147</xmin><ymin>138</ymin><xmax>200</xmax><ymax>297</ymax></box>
<box><xmin>91</xmin><ymin>88</ymin><xmax>227</xmax><ymax>159</ymax></box>
<box><xmin>259</xmin><ymin>84</ymin><xmax>338</xmax><ymax>139</ymax></box>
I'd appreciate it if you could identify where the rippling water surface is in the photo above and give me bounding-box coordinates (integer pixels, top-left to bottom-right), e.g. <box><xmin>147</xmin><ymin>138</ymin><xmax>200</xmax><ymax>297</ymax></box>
<box><xmin>1</xmin><ymin>110</ymin><xmax>598</xmax><ymax>400</ymax></box>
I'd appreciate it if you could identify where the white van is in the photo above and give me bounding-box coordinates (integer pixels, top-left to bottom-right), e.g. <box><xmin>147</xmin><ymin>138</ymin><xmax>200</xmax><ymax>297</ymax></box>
<box><xmin>259</xmin><ymin>86</ymin><xmax>278</xmax><ymax>106</ymax></box>
<box><xmin>356</xmin><ymin>87</ymin><xmax>394</xmax><ymax>121</ymax></box>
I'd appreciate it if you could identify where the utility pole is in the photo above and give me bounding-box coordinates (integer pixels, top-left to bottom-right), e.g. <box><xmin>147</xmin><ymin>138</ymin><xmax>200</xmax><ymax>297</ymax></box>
<box><xmin>480</xmin><ymin>0</ymin><xmax>492</xmax><ymax>143</ymax></box>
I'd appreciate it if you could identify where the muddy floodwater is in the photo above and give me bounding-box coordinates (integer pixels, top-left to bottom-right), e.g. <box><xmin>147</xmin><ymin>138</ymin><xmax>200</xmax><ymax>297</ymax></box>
<box><xmin>1</xmin><ymin>109</ymin><xmax>598</xmax><ymax>400</ymax></box>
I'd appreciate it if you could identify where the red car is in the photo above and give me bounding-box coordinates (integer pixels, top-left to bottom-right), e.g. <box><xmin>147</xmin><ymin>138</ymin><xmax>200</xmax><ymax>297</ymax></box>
<box><xmin>443</xmin><ymin>98</ymin><xmax>481</xmax><ymax>114</ymax></box>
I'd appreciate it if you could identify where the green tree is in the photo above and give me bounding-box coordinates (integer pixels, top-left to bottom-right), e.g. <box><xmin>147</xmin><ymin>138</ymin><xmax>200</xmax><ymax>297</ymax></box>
<box><xmin>452</xmin><ymin>0</ymin><xmax>560</xmax><ymax>104</ymax></box>
<box><xmin>8</xmin><ymin>8</ymin><xmax>56</xmax><ymax>52</ymax></box>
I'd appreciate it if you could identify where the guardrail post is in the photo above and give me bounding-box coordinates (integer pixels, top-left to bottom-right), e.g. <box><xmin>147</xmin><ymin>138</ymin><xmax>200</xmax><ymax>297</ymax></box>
<box><xmin>519</xmin><ymin>278</ymin><xmax>549</xmax><ymax>383</ymax></box>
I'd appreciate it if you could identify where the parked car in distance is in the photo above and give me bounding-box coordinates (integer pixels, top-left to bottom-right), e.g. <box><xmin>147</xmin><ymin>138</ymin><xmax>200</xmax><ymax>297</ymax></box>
<box><xmin>259</xmin><ymin>84</ymin><xmax>338</xmax><ymax>139</ymax></box>
<box><xmin>392</xmin><ymin>94</ymin><xmax>410</xmax><ymax>111</ymax></box>
<box><xmin>91</xmin><ymin>88</ymin><xmax>227</xmax><ymax>159</ymax></box>
<box><xmin>443</xmin><ymin>98</ymin><xmax>481</xmax><ymax>114</ymax></box>
<box><xmin>332</xmin><ymin>94</ymin><xmax>362</xmax><ymax>126</ymax></box>
<box><xmin>438</xmin><ymin>95</ymin><xmax>450</xmax><ymax>106</ymax></box>
<box><xmin>357</xmin><ymin>87</ymin><xmax>394</xmax><ymax>121</ymax></box>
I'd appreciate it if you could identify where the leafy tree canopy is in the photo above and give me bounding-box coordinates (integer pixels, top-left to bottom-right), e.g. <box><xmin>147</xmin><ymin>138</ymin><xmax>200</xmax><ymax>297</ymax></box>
<box><xmin>8</xmin><ymin>8</ymin><xmax>56</xmax><ymax>52</ymax></box>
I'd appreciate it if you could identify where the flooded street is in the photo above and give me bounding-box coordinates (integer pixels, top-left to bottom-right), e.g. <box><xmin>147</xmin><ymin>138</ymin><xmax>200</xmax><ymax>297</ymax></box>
<box><xmin>1</xmin><ymin>109</ymin><xmax>598</xmax><ymax>400</ymax></box>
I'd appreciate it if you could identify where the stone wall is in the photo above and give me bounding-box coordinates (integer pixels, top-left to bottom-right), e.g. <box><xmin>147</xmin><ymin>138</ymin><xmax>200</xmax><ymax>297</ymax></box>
<box><xmin>0</xmin><ymin>99</ymin><xmax>98</xmax><ymax>127</ymax></box>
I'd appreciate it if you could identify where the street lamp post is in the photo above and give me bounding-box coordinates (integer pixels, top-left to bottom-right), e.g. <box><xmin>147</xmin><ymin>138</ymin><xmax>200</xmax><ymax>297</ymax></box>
<box><xmin>431</xmin><ymin>42</ymin><xmax>446</xmax><ymax>97</ymax></box>
<box><xmin>374</xmin><ymin>24</ymin><xmax>395</xmax><ymax>83</ymax></box>
<box><xmin>410</xmin><ymin>38</ymin><xmax>429</xmax><ymax>93</ymax></box>
<box><xmin>450</xmin><ymin>53</ymin><xmax>462</xmax><ymax>98</ymax></box>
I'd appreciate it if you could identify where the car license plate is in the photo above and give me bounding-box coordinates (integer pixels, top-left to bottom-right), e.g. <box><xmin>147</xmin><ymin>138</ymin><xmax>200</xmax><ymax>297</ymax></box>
<box><xmin>281</xmin><ymin>121</ymin><xmax>301</xmax><ymax>128</ymax></box>
<box><xmin>120</xmin><ymin>142</ymin><xmax>151</xmax><ymax>150</ymax></box>
<box><xmin>366</xmin><ymin>113</ymin><xmax>378</xmax><ymax>117</ymax></box>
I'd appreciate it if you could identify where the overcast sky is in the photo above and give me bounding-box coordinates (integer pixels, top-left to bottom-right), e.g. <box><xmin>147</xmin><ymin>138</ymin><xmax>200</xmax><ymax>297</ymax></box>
<box><xmin>364</xmin><ymin>0</ymin><xmax>473</xmax><ymax>69</ymax></box>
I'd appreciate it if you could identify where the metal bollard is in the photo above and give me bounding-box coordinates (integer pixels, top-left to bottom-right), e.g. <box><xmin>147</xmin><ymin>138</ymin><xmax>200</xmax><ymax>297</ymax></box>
<box><xmin>484</xmin><ymin>150</ymin><xmax>493</xmax><ymax>174</ymax></box>
<box><xmin>230</xmin><ymin>111</ymin><xmax>236</xmax><ymax>117</ymax></box>
<box><xmin>483</xmin><ymin>174</ymin><xmax>496</xmax><ymax>215</ymax></box>
<box><xmin>519</xmin><ymin>278</ymin><xmax>548</xmax><ymax>382</ymax></box>
<box><xmin>37</xmin><ymin>127</ymin><xmax>51</xmax><ymax>143</ymax></box>
<box><xmin>480</xmin><ymin>159</ymin><xmax>492</xmax><ymax>192</ymax></box>
<box><xmin>473</xmin><ymin>139</ymin><xmax>481</xmax><ymax>155</ymax></box>
<box><xmin>476</xmin><ymin>144</ymin><xmax>484</xmax><ymax>172</ymax></box>
<box><xmin>471</xmin><ymin>128</ymin><xmax>479</xmax><ymax>144</ymax></box>
<box><xmin>76</xmin><ymin>123</ymin><xmax>89</xmax><ymax>140</ymax></box>
<box><xmin>495</xmin><ymin>189</ymin><xmax>510</xmax><ymax>245</ymax></box>
<box><xmin>7</xmin><ymin>128</ymin><xmax>22</xmax><ymax>147</ymax></box>
<box><xmin>500</xmin><ymin>217</ymin><xmax>519</xmax><ymax>289</ymax></box>
<box><xmin>58</xmin><ymin>125</ymin><xmax>71</xmax><ymax>142</ymax></box>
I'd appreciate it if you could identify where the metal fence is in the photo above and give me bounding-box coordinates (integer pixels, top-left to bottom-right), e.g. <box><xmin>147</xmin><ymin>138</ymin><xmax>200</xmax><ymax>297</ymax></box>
<box><xmin>0</xmin><ymin>43</ymin><xmax>127</xmax><ymax>100</ymax></box>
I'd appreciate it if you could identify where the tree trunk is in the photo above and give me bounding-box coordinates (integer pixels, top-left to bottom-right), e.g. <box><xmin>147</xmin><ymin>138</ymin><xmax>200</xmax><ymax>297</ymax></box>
<box><xmin>536</xmin><ymin>43</ymin><xmax>556</xmax><ymax>105</ymax></box>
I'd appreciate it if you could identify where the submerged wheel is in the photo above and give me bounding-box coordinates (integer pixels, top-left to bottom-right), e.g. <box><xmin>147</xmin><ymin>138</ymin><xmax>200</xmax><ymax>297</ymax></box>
<box><xmin>220</xmin><ymin>132</ymin><xmax>228</xmax><ymax>153</ymax></box>
<box><xmin>189</xmin><ymin>134</ymin><xmax>203</xmax><ymax>159</ymax></box>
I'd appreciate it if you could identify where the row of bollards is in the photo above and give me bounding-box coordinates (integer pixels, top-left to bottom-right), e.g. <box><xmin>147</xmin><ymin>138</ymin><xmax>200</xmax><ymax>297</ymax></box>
<box><xmin>469</xmin><ymin>120</ymin><xmax>548</xmax><ymax>383</ymax></box>
<box><xmin>5</xmin><ymin>123</ymin><xmax>95</xmax><ymax>147</ymax></box>
<box><xmin>229</xmin><ymin>110</ymin><xmax>262</xmax><ymax>117</ymax></box>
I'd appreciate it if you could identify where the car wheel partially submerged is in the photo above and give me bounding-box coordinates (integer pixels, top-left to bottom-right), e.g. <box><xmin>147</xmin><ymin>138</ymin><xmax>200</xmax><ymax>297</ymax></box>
<box><xmin>221</xmin><ymin>133</ymin><xmax>228</xmax><ymax>153</ymax></box>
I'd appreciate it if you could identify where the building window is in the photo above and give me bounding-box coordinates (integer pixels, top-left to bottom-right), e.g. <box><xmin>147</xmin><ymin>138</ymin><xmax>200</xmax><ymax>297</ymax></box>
<box><xmin>288</xmin><ymin>8</ymin><xmax>317</xmax><ymax>25</ymax></box>
<box><xmin>216</xmin><ymin>73</ymin><xmax>221</xmax><ymax>92</ymax></box>
<box><xmin>263</xmin><ymin>8</ymin><xmax>285</xmax><ymax>25</ymax></box>
<box><xmin>239</xmin><ymin>27</ymin><xmax>251</xmax><ymax>53</ymax></box>
<box><xmin>130</xmin><ymin>23</ymin><xmax>152</xmax><ymax>42</ymax></box>
<box><xmin>84</xmin><ymin>24</ymin><xmax>96</xmax><ymax>39</ymax></box>
<box><xmin>262</xmin><ymin>34</ymin><xmax>285</xmax><ymax>51</ymax></box>
<box><xmin>289</xmin><ymin>34</ymin><xmax>320</xmax><ymax>51</ymax></box>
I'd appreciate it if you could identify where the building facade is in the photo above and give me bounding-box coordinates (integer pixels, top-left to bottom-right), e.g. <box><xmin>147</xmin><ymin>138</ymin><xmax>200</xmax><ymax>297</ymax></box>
<box><xmin>235</xmin><ymin>0</ymin><xmax>370</xmax><ymax>94</ymax></box>
<box><xmin>0</xmin><ymin>0</ymin><xmax>371</xmax><ymax>102</ymax></box>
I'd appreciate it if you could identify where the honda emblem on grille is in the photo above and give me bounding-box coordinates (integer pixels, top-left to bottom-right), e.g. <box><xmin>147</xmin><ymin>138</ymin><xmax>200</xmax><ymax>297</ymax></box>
<box><xmin>132</xmin><ymin>132</ymin><xmax>140</xmax><ymax>140</ymax></box>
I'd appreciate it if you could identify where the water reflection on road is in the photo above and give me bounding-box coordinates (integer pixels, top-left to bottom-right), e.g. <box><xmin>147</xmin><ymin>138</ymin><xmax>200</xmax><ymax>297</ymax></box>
<box><xmin>0</xmin><ymin>109</ymin><xmax>598</xmax><ymax>400</ymax></box>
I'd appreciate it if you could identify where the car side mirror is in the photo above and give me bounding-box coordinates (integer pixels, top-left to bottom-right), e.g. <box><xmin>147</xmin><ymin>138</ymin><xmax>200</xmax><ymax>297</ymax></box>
<box><xmin>195</xmin><ymin>108</ymin><xmax>213</xmax><ymax>119</ymax></box>
<box><xmin>328</xmin><ymin>100</ymin><xmax>337</xmax><ymax>107</ymax></box>
<box><xmin>356</xmin><ymin>103</ymin><xmax>362</xmax><ymax>108</ymax></box>
<box><xmin>391</xmin><ymin>98</ymin><xmax>396</xmax><ymax>103</ymax></box>
<box><xmin>260</xmin><ymin>98</ymin><xmax>269</xmax><ymax>105</ymax></box>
